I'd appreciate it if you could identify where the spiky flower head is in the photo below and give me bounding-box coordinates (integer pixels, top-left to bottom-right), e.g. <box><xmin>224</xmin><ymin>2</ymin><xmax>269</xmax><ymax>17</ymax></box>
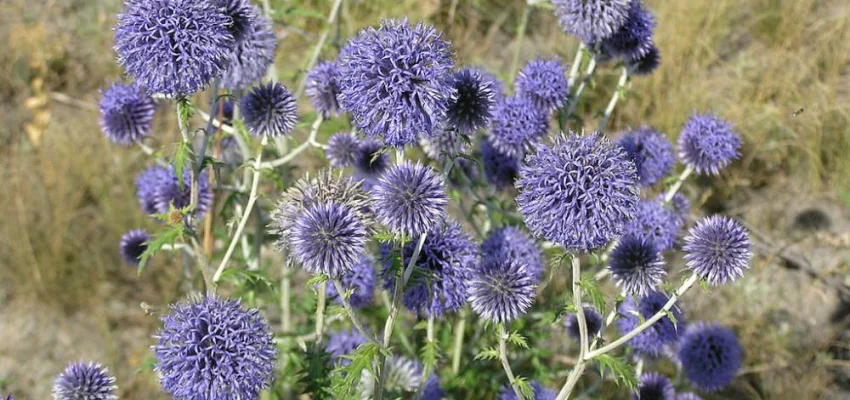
<box><xmin>372</xmin><ymin>162</ymin><xmax>448</xmax><ymax>237</ymax></box>
<box><xmin>420</xmin><ymin>126</ymin><xmax>469</xmax><ymax>162</ymax></box>
<box><xmin>608</xmin><ymin>235</ymin><xmax>666</xmax><ymax>296</ymax></box>
<box><xmin>516</xmin><ymin>132</ymin><xmax>639</xmax><ymax>252</ymax></box>
<box><xmin>135</xmin><ymin>165</ymin><xmax>170</xmax><ymax>215</ymax></box>
<box><xmin>632</xmin><ymin>373</ymin><xmax>675</xmax><ymax>400</ymax></box>
<box><xmin>326</xmin><ymin>328</ymin><xmax>367</xmax><ymax>366</ymax></box>
<box><xmin>469</xmin><ymin>257</ymin><xmax>536</xmax><ymax>323</ymax></box>
<box><xmin>422</xmin><ymin>375</ymin><xmax>444</xmax><ymax>400</ymax></box>
<box><xmin>353</xmin><ymin>140</ymin><xmax>391</xmax><ymax>188</ymax></box>
<box><xmin>52</xmin><ymin>361</ymin><xmax>117</xmax><ymax>400</ymax></box>
<box><xmin>676</xmin><ymin>394</ymin><xmax>703</xmax><ymax>400</ymax></box>
<box><xmin>481</xmin><ymin>226</ymin><xmax>545</xmax><ymax>282</ymax></box>
<box><xmin>683</xmin><ymin>216</ymin><xmax>752</xmax><ymax>285</ymax></box>
<box><xmin>616</xmin><ymin>126</ymin><xmax>675</xmax><ymax>186</ymax></box>
<box><xmin>499</xmin><ymin>381</ymin><xmax>556</xmax><ymax>400</ymax></box>
<box><xmin>481</xmin><ymin>137</ymin><xmax>520</xmax><ymax>189</ymax></box>
<box><xmin>602</xmin><ymin>0</ymin><xmax>656</xmax><ymax>61</ymax></box>
<box><xmin>306</xmin><ymin>61</ymin><xmax>343</xmax><ymax>118</ymax></box>
<box><xmin>445</xmin><ymin>68</ymin><xmax>500</xmax><ymax>133</ymax></box>
<box><xmin>678</xmin><ymin>323</ymin><xmax>742</xmax><ymax>392</ymax></box>
<box><xmin>115</xmin><ymin>0</ymin><xmax>234</xmax><ymax>97</ymax></box>
<box><xmin>99</xmin><ymin>83</ymin><xmax>155</xmax><ymax>145</ymax></box>
<box><xmin>623</xmin><ymin>199</ymin><xmax>682</xmax><ymax>252</ymax></box>
<box><xmin>155</xmin><ymin>296</ymin><xmax>277</xmax><ymax>400</ymax></box>
<box><xmin>669</xmin><ymin>193</ymin><xmax>690</xmax><ymax>220</ymax></box>
<box><xmin>219</xmin><ymin>1</ymin><xmax>277</xmax><ymax>90</ymax></box>
<box><xmin>241</xmin><ymin>82</ymin><xmax>298</xmax><ymax>137</ymax></box>
<box><xmin>552</xmin><ymin>0</ymin><xmax>631</xmax><ymax>43</ymax></box>
<box><xmin>564</xmin><ymin>306</ymin><xmax>604</xmax><ymax>340</ymax></box>
<box><xmin>338</xmin><ymin>19</ymin><xmax>455</xmax><ymax>148</ymax></box>
<box><xmin>628</xmin><ymin>44</ymin><xmax>660</xmax><ymax>75</ymax></box>
<box><xmin>487</xmin><ymin>96</ymin><xmax>549</xmax><ymax>159</ymax></box>
<box><xmin>119</xmin><ymin>229</ymin><xmax>149</xmax><ymax>267</ymax></box>
<box><xmin>290</xmin><ymin>201</ymin><xmax>369</xmax><ymax>277</ymax></box>
<box><xmin>326</xmin><ymin>132</ymin><xmax>361</xmax><ymax>167</ymax></box>
<box><xmin>325</xmin><ymin>253</ymin><xmax>376</xmax><ymax>308</ymax></box>
<box><xmin>678</xmin><ymin>113</ymin><xmax>742</xmax><ymax>175</ymax></box>
<box><xmin>516</xmin><ymin>58</ymin><xmax>569</xmax><ymax>112</ymax></box>
<box><xmin>618</xmin><ymin>291</ymin><xmax>684</xmax><ymax>357</ymax></box>
<box><xmin>358</xmin><ymin>357</ymin><xmax>425</xmax><ymax>398</ymax></box>
<box><xmin>152</xmin><ymin>166</ymin><xmax>213</xmax><ymax>219</ymax></box>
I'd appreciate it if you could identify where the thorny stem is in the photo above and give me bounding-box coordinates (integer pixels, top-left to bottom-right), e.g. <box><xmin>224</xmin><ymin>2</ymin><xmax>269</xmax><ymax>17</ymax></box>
<box><xmin>498</xmin><ymin>323</ymin><xmax>525</xmax><ymax>400</ymax></box>
<box><xmin>332</xmin><ymin>278</ymin><xmax>380</xmax><ymax>344</ymax></box>
<box><xmin>555</xmin><ymin>255</ymin><xmax>588</xmax><ymax>400</ymax></box>
<box><xmin>314</xmin><ymin>281</ymin><xmax>327</xmax><ymax>345</ymax></box>
<box><xmin>451</xmin><ymin>310</ymin><xmax>467</xmax><ymax>374</ymax></box>
<box><xmin>597</xmin><ymin>67</ymin><xmax>630</xmax><ymax>134</ymax></box>
<box><xmin>663</xmin><ymin>166</ymin><xmax>694</xmax><ymax>203</ymax></box>
<box><xmin>510</xmin><ymin>3</ymin><xmax>531</xmax><ymax>82</ymax></box>
<box><xmin>295</xmin><ymin>0</ymin><xmax>344</xmax><ymax>98</ymax></box>
<box><xmin>259</xmin><ymin>115</ymin><xmax>324</xmax><ymax>169</ymax></box>
<box><xmin>414</xmin><ymin>315</ymin><xmax>436</xmax><ymax>399</ymax></box>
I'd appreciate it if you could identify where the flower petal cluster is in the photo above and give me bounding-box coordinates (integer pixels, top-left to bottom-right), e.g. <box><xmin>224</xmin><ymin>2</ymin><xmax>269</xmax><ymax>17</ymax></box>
<box><xmin>241</xmin><ymin>82</ymin><xmax>298</xmax><ymax>137</ymax></box>
<box><xmin>53</xmin><ymin>361</ymin><xmax>118</xmax><ymax>400</ymax></box>
<box><xmin>678</xmin><ymin>113</ymin><xmax>742</xmax><ymax>175</ymax></box>
<box><xmin>683</xmin><ymin>216</ymin><xmax>752</xmax><ymax>285</ymax></box>
<box><xmin>552</xmin><ymin>0</ymin><xmax>631</xmax><ymax>43</ymax></box>
<box><xmin>481</xmin><ymin>226</ymin><xmax>544</xmax><ymax>281</ymax></box>
<box><xmin>677</xmin><ymin>323</ymin><xmax>742</xmax><ymax>392</ymax></box>
<box><xmin>99</xmin><ymin>83</ymin><xmax>155</xmax><ymax>145</ymax></box>
<box><xmin>120</xmin><ymin>229</ymin><xmax>150</xmax><ymax>266</ymax></box>
<box><xmin>515</xmin><ymin>58</ymin><xmax>569</xmax><ymax>112</ymax></box>
<box><xmin>372</xmin><ymin>162</ymin><xmax>448</xmax><ymax>237</ymax></box>
<box><xmin>486</xmin><ymin>96</ymin><xmax>549</xmax><ymax>158</ymax></box>
<box><xmin>468</xmin><ymin>256</ymin><xmax>537</xmax><ymax>323</ymax></box>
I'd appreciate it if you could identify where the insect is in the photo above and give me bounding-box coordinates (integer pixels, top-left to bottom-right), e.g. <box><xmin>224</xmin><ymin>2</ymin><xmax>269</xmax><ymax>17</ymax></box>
<box><xmin>792</xmin><ymin>108</ymin><xmax>805</xmax><ymax>117</ymax></box>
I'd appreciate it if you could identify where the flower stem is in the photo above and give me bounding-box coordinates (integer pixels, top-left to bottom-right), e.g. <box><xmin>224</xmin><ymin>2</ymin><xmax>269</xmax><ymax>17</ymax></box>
<box><xmin>259</xmin><ymin>115</ymin><xmax>324</xmax><ymax>169</ymax></box>
<box><xmin>194</xmin><ymin>79</ymin><xmax>220</xmax><ymax>175</ymax></box>
<box><xmin>332</xmin><ymin>278</ymin><xmax>379</xmax><ymax>344</ymax></box>
<box><xmin>554</xmin><ymin>254</ymin><xmax>588</xmax><ymax>400</ymax></box>
<box><xmin>451</xmin><ymin>311</ymin><xmax>467</xmax><ymax>374</ymax></box>
<box><xmin>597</xmin><ymin>67</ymin><xmax>630</xmax><ymax>134</ymax></box>
<box><xmin>510</xmin><ymin>3</ymin><xmax>531</xmax><ymax>82</ymax></box>
<box><xmin>498</xmin><ymin>323</ymin><xmax>524</xmax><ymax>400</ymax></box>
<box><xmin>662</xmin><ymin>166</ymin><xmax>694</xmax><ymax>203</ymax></box>
<box><xmin>564</xmin><ymin>56</ymin><xmax>598</xmax><ymax>121</ymax></box>
<box><xmin>295</xmin><ymin>0</ymin><xmax>344</xmax><ymax>98</ymax></box>
<box><xmin>566</xmin><ymin>43</ymin><xmax>586</xmax><ymax>90</ymax></box>
<box><xmin>314</xmin><ymin>280</ymin><xmax>327</xmax><ymax>345</ymax></box>
<box><xmin>281</xmin><ymin>264</ymin><xmax>291</xmax><ymax>333</ymax></box>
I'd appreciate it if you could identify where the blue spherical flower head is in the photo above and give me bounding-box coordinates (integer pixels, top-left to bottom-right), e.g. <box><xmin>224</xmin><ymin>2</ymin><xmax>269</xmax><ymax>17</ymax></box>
<box><xmin>678</xmin><ymin>113</ymin><xmax>742</xmax><ymax>175</ymax></box>
<box><xmin>372</xmin><ymin>162</ymin><xmax>448</xmax><ymax>238</ymax></box>
<box><xmin>676</xmin><ymin>393</ymin><xmax>703</xmax><ymax>400</ymax></box>
<box><xmin>99</xmin><ymin>83</ymin><xmax>155</xmax><ymax>145</ymax></box>
<box><xmin>115</xmin><ymin>0</ymin><xmax>234</xmax><ymax>97</ymax></box>
<box><xmin>565</xmin><ymin>306</ymin><xmax>604</xmax><ymax>340</ymax></box>
<box><xmin>481</xmin><ymin>137</ymin><xmax>520</xmax><ymax>189</ymax></box>
<box><xmin>326</xmin><ymin>328</ymin><xmax>367</xmax><ymax>366</ymax></box>
<box><xmin>53</xmin><ymin>361</ymin><xmax>117</xmax><ymax>400</ymax></box>
<box><xmin>499</xmin><ymin>381</ymin><xmax>556</xmax><ymax>400</ymax></box>
<box><xmin>135</xmin><ymin>165</ymin><xmax>170</xmax><ymax>215</ymax></box>
<box><xmin>220</xmin><ymin>2</ymin><xmax>277</xmax><ymax>90</ymax></box>
<box><xmin>469</xmin><ymin>256</ymin><xmax>537</xmax><ymax>323</ymax></box>
<box><xmin>306</xmin><ymin>61</ymin><xmax>342</xmax><ymax>118</ymax></box>
<box><xmin>487</xmin><ymin>96</ymin><xmax>549</xmax><ymax>158</ymax></box>
<box><xmin>552</xmin><ymin>0</ymin><xmax>631</xmax><ymax>43</ymax></box>
<box><xmin>616</xmin><ymin>126</ymin><xmax>675</xmax><ymax>186</ymax></box>
<box><xmin>608</xmin><ymin>235</ymin><xmax>666</xmax><ymax>296</ymax></box>
<box><xmin>155</xmin><ymin>296</ymin><xmax>277</xmax><ymax>400</ymax></box>
<box><xmin>602</xmin><ymin>0</ymin><xmax>656</xmax><ymax>61</ymax></box>
<box><xmin>516</xmin><ymin>132</ymin><xmax>639</xmax><ymax>252</ymax></box>
<box><xmin>670</xmin><ymin>193</ymin><xmax>690</xmax><ymax>219</ymax></box>
<box><xmin>338</xmin><ymin>19</ymin><xmax>455</xmax><ymax>148</ymax></box>
<box><xmin>445</xmin><ymin>68</ymin><xmax>500</xmax><ymax>134</ymax></box>
<box><xmin>290</xmin><ymin>201</ymin><xmax>369</xmax><ymax>278</ymax></box>
<box><xmin>617</xmin><ymin>291</ymin><xmax>684</xmax><ymax>357</ymax></box>
<box><xmin>628</xmin><ymin>44</ymin><xmax>661</xmax><ymax>75</ymax></box>
<box><xmin>120</xmin><ymin>229</ymin><xmax>150</xmax><ymax>266</ymax></box>
<box><xmin>241</xmin><ymin>82</ymin><xmax>298</xmax><ymax>138</ymax></box>
<box><xmin>359</xmin><ymin>357</ymin><xmax>426</xmax><ymax>397</ymax></box>
<box><xmin>153</xmin><ymin>166</ymin><xmax>214</xmax><ymax>219</ymax></box>
<box><xmin>632</xmin><ymin>372</ymin><xmax>675</xmax><ymax>400</ymax></box>
<box><xmin>326</xmin><ymin>132</ymin><xmax>361</xmax><ymax>167</ymax></box>
<box><xmin>683</xmin><ymin>215</ymin><xmax>752</xmax><ymax>285</ymax></box>
<box><xmin>325</xmin><ymin>253</ymin><xmax>376</xmax><ymax>308</ymax></box>
<box><xmin>678</xmin><ymin>323</ymin><xmax>742</xmax><ymax>392</ymax></box>
<box><xmin>481</xmin><ymin>226</ymin><xmax>545</xmax><ymax>282</ymax></box>
<box><xmin>623</xmin><ymin>199</ymin><xmax>682</xmax><ymax>252</ymax></box>
<box><xmin>354</xmin><ymin>139</ymin><xmax>391</xmax><ymax>181</ymax></box>
<box><xmin>516</xmin><ymin>58</ymin><xmax>569</xmax><ymax>112</ymax></box>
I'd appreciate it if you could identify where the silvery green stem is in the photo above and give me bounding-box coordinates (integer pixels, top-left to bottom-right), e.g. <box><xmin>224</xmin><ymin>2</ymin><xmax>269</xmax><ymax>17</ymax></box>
<box><xmin>332</xmin><ymin>278</ymin><xmax>379</xmax><ymax>344</ymax></box>
<box><xmin>260</xmin><ymin>115</ymin><xmax>324</xmax><ymax>169</ymax></box>
<box><xmin>566</xmin><ymin>43</ymin><xmax>586</xmax><ymax>89</ymax></box>
<box><xmin>396</xmin><ymin>148</ymin><xmax>405</xmax><ymax>164</ymax></box>
<box><xmin>498</xmin><ymin>323</ymin><xmax>525</xmax><ymax>400</ymax></box>
<box><xmin>565</xmin><ymin>56</ymin><xmax>598</xmax><ymax>121</ymax></box>
<box><xmin>195</xmin><ymin>79</ymin><xmax>220</xmax><ymax>175</ymax></box>
<box><xmin>555</xmin><ymin>255</ymin><xmax>589</xmax><ymax>400</ymax></box>
<box><xmin>295</xmin><ymin>0</ymin><xmax>344</xmax><ymax>98</ymax></box>
<box><xmin>189</xmin><ymin>237</ymin><xmax>215</xmax><ymax>295</ymax></box>
<box><xmin>510</xmin><ymin>4</ymin><xmax>531</xmax><ymax>82</ymax></box>
<box><xmin>314</xmin><ymin>280</ymin><xmax>327</xmax><ymax>345</ymax></box>
<box><xmin>597</xmin><ymin>67</ymin><xmax>630</xmax><ymax>134</ymax></box>
<box><xmin>413</xmin><ymin>315</ymin><xmax>436</xmax><ymax>399</ymax></box>
<box><xmin>635</xmin><ymin>358</ymin><xmax>645</xmax><ymax>376</ymax></box>
<box><xmin>281</xmin><ymin>261</ymin><xmax>292</xmax><ymax>333</ymax></box>
<box><xmin>663</xmin><ymin>166</ymin><xmax>694</xmax><ymax>203</ymax></box>
<box><xmin>451</xmin><ymin>311</ymin><xmax>467</xmax><ymax>374</ymax></box>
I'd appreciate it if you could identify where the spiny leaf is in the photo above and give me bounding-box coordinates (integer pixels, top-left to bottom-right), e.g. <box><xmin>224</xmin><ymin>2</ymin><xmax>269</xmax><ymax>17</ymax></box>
<box><xmin>306</xmin><ymin>274</ymin><xmax>329</xmax><ymax>288</ymax></box>
<box><xmin>664</xmin><ymin>309</ymin><xmax>679</xmax><ymax>329</ymax></box>
<box><xmin>514</xmin><ymin>376</ymin><xmax>533</xmax><ymax>399</ymax></box>
<box><xmin>420</xmin><ymin>340</ymin><xmax>440</xmax><ymax>370</ymax></box>
<box><xmin>172</xmin><ymin>140</ymin><xmax>193</xmax><ymax>190</ymax></box>
<box><xmin>508</xmin><ymin>331</ymin><xmax>530</xmax><ymax>349</ymax></box>
<box><xmin>473</xmin><ymin>347</ymin><xmax>500</xmax><ymax>361</ymax></box>
<box><xmin>299</xmin><ymin>343</ymin><xmax>334</xmax><ymax>400</ymax></box>
<box><xmin>580</xmin><ymin>273</ymin><xmax>608</xmax><ymax>315</ymax></box>
<box><xmin>332</xmin><ymin>341</ymin><xmax>382</xmax><ymax>396</ymax></box>
<box><xmin>594</xmin><ymin>354</ymin><xmax>639</xmax><ymax>391</ymax></box>
<box><xmin>137</xmin><ymin>224</ymin><xmax>184</xmax><ymax>275</ymax></box>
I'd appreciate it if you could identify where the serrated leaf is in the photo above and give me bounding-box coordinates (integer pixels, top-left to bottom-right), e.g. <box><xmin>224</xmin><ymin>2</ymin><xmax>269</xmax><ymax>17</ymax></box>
<box><xmin>594</xmin><ymin>354</ymin><xmax>639</xmax><ymax>391</ymax></box>
<box><xmin>172</xmin><ymin>141</ymin><xmax>193</xmax><ymax>190</ymax></box>
<box><xmin>219</xmin><ymin>268</ymin><xmax>275</xmax><ymax>290</ymax></box>
<box><xmin>332</xmin><ymin>341</ymin><xmax>381</xmax><ymax>395</ymax></box>
<box><xmin>137</xmin><ymin>224</ymin><xmax>185</xmax><ymax>275</ymax></box>
<box><xmin>580</xmin><ymin>274</ymin><xmax>607</xmax><ymax>315</ymax></box>
<box><xmin>306</xmin><ymin>274</ymin><xmax>329</xmax><ymax>288</ymax></box>
<box><xmin>508</xmin><ymin>332</ymin><xmax>529</xmax><ymax>349</ymax></box>
<box><xmin>473</xmin><ymin>347</ymin><xmax>500</xmax><ymax>361</ymax></box>
<box><xmin>664</xmin><ymin>309</ymin><xmax>679</xmax><ymax>329</ymax></box>
<box><xmin>420</xmin><ymin>340</ymin><xmax>440</xmax><ymax>370</ymax></box>
<box><xmin>514</xmin><ymin>376</ymin><xmax>533</xmax><ymax>399</ymax></box>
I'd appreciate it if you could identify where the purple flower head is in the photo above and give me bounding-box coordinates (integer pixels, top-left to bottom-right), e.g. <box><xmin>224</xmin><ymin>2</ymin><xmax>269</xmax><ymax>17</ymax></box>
<box><xmin>623</xmin><ymin>199</ymin><xmax>682</xmax><ymax>252</ymax></box>
<box><xmin>602</xmin><ymin>0</ymin><xmax>656</xmax><ymax>61</ymax></box>
<box><xmin>120</xmin><ymin>229</ymin><xmax>150</xmax><ymax>267</ymax></box>
<box><xmin>445</xmin><ymin>68</ymin><xmax>500</xmax><ymax>134</ymax></box>
<box><xmin>241</xmin><ymin>82</ymin><xmax>298</xmax><ymax>137</ymax></box>
<box><xmin>481</xmin><ymin>226</ymin><xmax>545</xmax><ymax>282</ymax></box>
<box><xmin>155</xmin><ymin>296</ymin><xmax>277</xmax><ymax>400</ymax></box>
<box><xmin>608</xmin><ymin>235</ymin><xmax>666</xmax><ymax>296</ymax></box>
<box><xmin>616</xmin><ymin>126</ymin><xmax>675</xmax><ymax>186</ymax></box>
<box><xmin>153</xmin><ymin>166</ymin><xmax>213</xmax><ymax>219</ymax></box>
<box><xmin>372</xmin><ymin>162</ymin><xmax>448</xmax><ymax>237</ymax></box>
<box><xmin>552</xmin><ymin>0</ymin><xmax>631</xmax><ymax>43</ymax></box>
<box><xmin>306</xmin><ymin>61</ymin><xmax>342</xmax><ymax>118</ymax></box>
<box><xmin>326</xmin><ymin>132</ymin><xmax>361</xmax><ymax>167</ymax></box>
<box><xmin>359</xmin><ymin>357</ymin><xmax>425</xmax><ymax>396</ymax></box>
<box><xmin>325</xmin><ymin>253</ymin><xmax>376</xmax><ymax>308</ymax></box>
<box><xmin>468</xmin><ymin>256</ymin><xmax>537</xmax><ymax>323</ymax></box>
<box><xmin>499</xmin><ymin>381</ymin><xmax>556</xmax><ymax>400</ymax></box>
<box><xmin>676</xmin><ymin>394</ymin><xmax>703</xmax><ymax>400</ymax></box>
<box><xmin>420</xmin><ymin>126</ymin><xmax>469</xmax><ymax>162</ymax></box>
<box><xmin>516</xmin><ymin>132</ymin><xmax>639</xmax><ymax>252</ymax></box>
<box><xmin>565</xmin><ymin>306</ymin><xmax>604</xmax><ymax>340</ymax></box>
<box><xmin>422</xmin><ymin>374</ymin><xmax>444</xmax><ymax>400</ymax></box>
<box><xmin>115</xmin><ymin>0</ymin><xmax>234</xmax><ymax>97</ymax></box>
<box><xmin>481</xmin><ymin>137</ymin><xmax>520</xmax><ymax>190</ymax></box>
<box><xmin>618</xmin><ymin>291</ymin><xmax>684</xmax><ymax>357</ymax></box>
<box><xmin>220</xmin><ymin>2</ymin><xmax>276</xmax><ymax>90</ymax></box>
<box><xmin>354</xmin><ymin>139</ymin><xmax>391</xmax><ymax>181</ymax></box>
<box><xmin>678</xmin><ymin>323</ymin><xmax>742</xmax><ymax>392</ymax></box>
<box><xmin>486</xmin><ymin>96</ymin><xmax>549</xmax><ymax>158</ymax></box>
<box><xmin>216</xmin><ymin>98</ymin><xmax>235</xmax><ymax>124</ymax></box>
<box><xmin>678</xmin><ymin>113</ymin><xmax>742</xmax><ymax>175</ymax></box>
<box><xmin>516</xmin><ymin>58</ymin><xmax>569</xmax><ymax>112</ymax></box>
<box><xmin>683</xmin><ymin>215</ymin><xmax>752</xmax><ymax>285</ymax></box>
<box><xmin>99</xmin><ymin>83</ymin><xmax>155</xmax><ymax>145</ymax></box>
<box><xmin>382</xmin><ymin>220</ymin><xmax>478</xmax><ymax>316</ymax></box>
<box><xmin>326</xmin><ymin>328</ymin><xmax>367</xmax><ymax>366</ymax></box>
<box><xmin>215</xmin><ymin>0</ymin><xmax>254</xmax><ymax>43</ymax></box>
<box><xmin>135</xmin><ymin>165</ymin><xmax>170</xmax><ymax>215</ymax></box>
<box><xmin>53</xmin><ymin>361</ymin><xmax>117</xmax><ymax>400</ymax></box>
<box><xmin>290</xmin><ymin>201</ymin><xmax>369</xmax><ymax>278</ymax></box>
<box><xmin>670</xmin><ymin>193</ymin><xmax>690</xmax><ymax>220</ymax></box>
<box><xmin>338</xmin><ymin>19</ymin><xmax>455</xmax><ymax>148</ymax></box>
<box><xmin>628</xmin><ymin>44</ymin><xmax>661</xmax><ymax>75</ymax></box>
<box><xmin>632</xmin><ymin>373</ymin><xmax>675</xmax><ymax>400</ymax></box>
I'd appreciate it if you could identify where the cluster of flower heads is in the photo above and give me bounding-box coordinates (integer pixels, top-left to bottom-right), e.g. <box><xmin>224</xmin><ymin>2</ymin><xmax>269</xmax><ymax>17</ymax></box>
<box><xmin>486</xmin><ymin>96</ymin><xmax>549</xmax><ymax>158</ymax></box>
<box><xmin>444</xmin><ymin>68</ymin><xmax>501</xmax><ymax>133</ymax></box>
<box><xmin>481</xmin><ymin>226</ymin><xmax>545</xmax><ymax>281</ymax></box>
<box><xmin>552</xmin><ymin>0</ymin><xmax>632</xmax><ymax>44</ymax></box>
<box><xmin>608</xmin><ymin>234</ymin><xmax>667</xmax><ymax>296</ymax></box>
<box><xmin>52</xmin><ymin>361</ymin><xmax>117</xmax><ymax>400</ymax></box>
<box><xmin>134</xmin><ymin>165</ymin><xmax>213</xmax><ymax>219</ymax></box>
<box><xmin>480</xmin><ymin>137</ymin><xmax>520</xmax><ymax>189</ymax></box>
<box><xmin>306</xmin><ymin>61</ymin><xmax>342</xmax><ymax>118</ymax></box>
<box><xmin>217</xmin><ymin>0</ymin><xmax>277</xmax><ymax>90</ymax></box>
<box><xmin>623</xmin><ymin>199</ymin><xmax>684</xmax><ymax>252</ymax></box>
<box><xmin>602</xmin><ymin>0</ymin><xmax>656</xmax><ymax>61</ymax></box>
<box><xmin>683</xmin><ymin>216</ymin><xmax>752</xmax><ymax>285</ymax></box>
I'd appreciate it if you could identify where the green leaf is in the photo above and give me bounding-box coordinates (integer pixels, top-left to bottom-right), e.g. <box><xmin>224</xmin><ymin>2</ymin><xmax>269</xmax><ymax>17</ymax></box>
<box><xmin>299</xmin><ymin>343</ymin><xmax>334</xmax><ymax>400</ymax></box>
<box><xmin>594</xmin><ymin>354</ymin><xmax>639</xmax><ymax>391</ymax></box>
<box><xmin>137</xmin><ymin>224</ymin><xmax>185</xmax><ymax>275</ymax></box>
<box><xmin>420</xmin><ymin>340</ymin><xmax>440</xmax><ymax>370</ymax></box>
<box><xmin>218</xmin><ymin>268</ymin><xmax>275</xmax><ymax>291</ymax></box>
<box><xmin>579</xmin><ymin>274</ymin><xmax>608</xmax><ymax>315</ymax></box>
<box><xmin>508</xmin><ymin>331</ymin><xmax>529</xmax><ymax>349</ymax></box>
<box><xmin>514</xmin><ymin>376</ymin><xmax>534</xmax><ymax>399</ymax></box>
<box><xmin>172</xmin><ymin>140</ymin><xmax>193</xmax><ymax>190</ymax></box>
<box><xmin>473</xmin><ymin>347</ymin><xmax>500</xmax><ymax>361</ymax></box>
<box><xmin>664</xmin><ymin>309</ymin><xmax>679</xmax><ymax>329</ymax></box>
<box><xmin>306</xmin><ymin>274</ymin><xmax>329</xmax><ymax>288</ymax></box>
<box><xmin>332</xmin><ymin>341</ymin><xmax>382</xmax><ymax>396</ymax></box>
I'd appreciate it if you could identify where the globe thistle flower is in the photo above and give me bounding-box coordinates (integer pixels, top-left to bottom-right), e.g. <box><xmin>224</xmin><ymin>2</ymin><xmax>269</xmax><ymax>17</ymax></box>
<box><xmin>241</xmin><ymin>82</ymin><xmax>298</xmax><ymax>137</ymax></box>
<box><xmin>552</xmin><ymin>0</ymin><xmax>631</xmax><ymax>43</ymax></box>
<box><xmin>216</xmin><ymin>98</ymin><xmax>236</xmax><ymax>125</ymax></box>
<box><xmin>564</xmin><ymin>306</ymin><xmax>604</xmax><ymax>340</ymax></box>
<box><xmin>683</xmin><ymin>216</ymin><xmax>752</xmax><ymax>285</ymax></box>
<box><xmin>499</xmin><ymin>381</ymin><xmax>556</xmax><ymax>400</ymax></box>
<box><xmin>676</xmin><ymin>393</ymin><xmax>703</xmax><ymax>400</ymax></box>
<box><xmin>678</xmin><ymin>113</ymin><xmax>742</xmax><ymax>175</ymax></box>
<box><xmin>628</xmin><ymin>44</ymin><xmax>661</xmax><ymax>75</ymax></box>
<box><xmin>53</xmin><ymin>361</ymin><xmax>117</xmax><ymax>400</ymax></box>
<box><xmin>468</xmin><ymin>257</ymin><xmax>537</xmax><ymax>323</ymax></box>
<box><xmin>659</xmin><ymin>192</ymin><xmax>691</xmax><ymax>224</ymax></box>
<box><xmin>486</xmin><ymin>96</ymin><xmax>549</xmax><ymax>158</ymax></box>
<box><xmin>306</xmin><ymin>61</ymin><xmax>342</xmax><ymax>118</ymax></box>
<box><xmin>422</xmin><ymin>374</ymin><xmax>444</xmax><ymax>400</ymax></box>
<box><xmin>481</xmin><ymin>137</ymin><xmax>520</xmax><ymax>190</ymax></box>
<box><xmin>632</xmin><ymin>373</ymin><xmax>675</xmax><ymax>400</ymax></box>
<box><xmin>616</xmin><ymin>126</ymin><xmax>675</xmax><ymax>186</ymax></box>
<box><xmin>325</xmin><ymin>253</ymin><xmax>376</xmax><ymax>308</ymax></box>
<box><xmin>372</xmin><ymin>162</ymin><xmax>448</xmax><ymax>237</ymax></box>
<box><xmin>290</xmin><ymin>201</ymin><xmax>369</xmax><ymax>278</ymax></box>
<box><xmin>445</xmin><ymin>68</ymin><xmax>500</xmax><ymax>133</ymax></box>
<box><xmin>326</xmin><ymin>328</ymin><xmax>367</xmax><ymax>366</ymax></box>
<box><xmin>515</xmin><ymin>58</ymin><xmax>569</xmax><ymax>112</ymax></box>
<box><xmin>617</xmin><ymin>291</ymin><xmax>684</xmax><ymax>357</ymax></box>
<box><xmin>220</xmin><ymin>3</ymin><xmax>277</xmax><ymax>90</ymax></box>
<box><xmin>153</xmin><ymin>167</ymin><xmax>214</xmax><ymax>219</ymax></box>
<box><xmin>623</xmin><ymin>199</ymin><xmax>682</xmax><ymax>252</ymax></box>
<box><xmin>119</xmin><ymin>229</ymin><xmax>149</xmax><ymax>266</ymax></box>
<box><xmin>135</xmin><ymin>165</ymin><xmax>170</xmax><ymax>215</ymax></box>
<box><xmin>98</xmin><ymin>83</ymin><xmax>155</xmax><ymax>145</ymax></box>
<box><xmin>115</xmin><ymin>0</ymin><xmax>234</xmax><ymax>97</ymax></box>
<box><xmin>382</xmin><ymin>220</ymin><xmax>478</xmax><ymax>316</ymax></box>
<box><xmin>359</xmin><ymin>357</ymin><xmax>424</xmax><ymax>398</ymax></box>
<box><xmin>338</xmin><ymin>19</ymin><xmax>455</xmax><ymax>148</ymax></box>
<box><xmin>608</xmin><ymin>235</ymin><xmax>666</xmax><ymax>296</ymax></box>
<box><xmin>516</xmin><ymin>132</ymin><xmax>639</xmax><ymax>252</ymax></box>
<box><xmin>481</xmin><ymin>226</ymin><xmax>545</xmax><ymax>281</ymax></box>
<box><xmin>602</xmin><ymin>0</ymin><xmax>656</xmax><ymax>61</ymax></box>
<box><xmin>326</xmin><ymin>132</ymin><xmax>361</xmax><ymax>167</ymax></box>
<box><xmin>155</xmin><ymin>296</ymin><xmax>277</xmax><ymax>400</ymax></box>
<box><xmin>677</xmin><ymin>323</ymin><xmax>742</xmax><ymax>392</ymax></box>
<box><xmin>354</xmin><ymin>139</ymin><xmax>391</xmax><ymax>182</ymax></box>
